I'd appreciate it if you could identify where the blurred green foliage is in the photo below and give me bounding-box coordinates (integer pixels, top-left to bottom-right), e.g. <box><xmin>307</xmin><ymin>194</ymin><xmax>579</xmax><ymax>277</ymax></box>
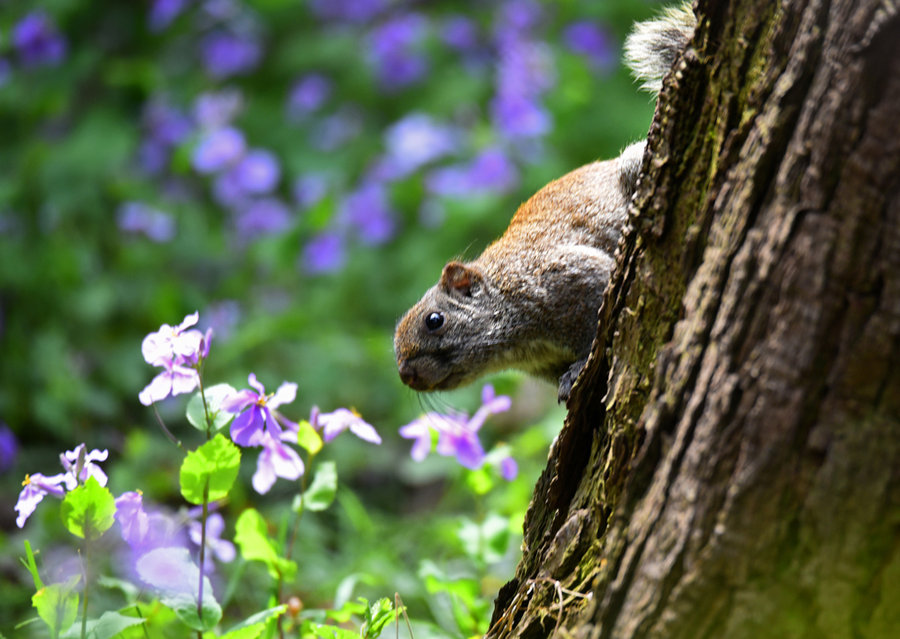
<box><xmin>0</xmin><ymin>0</ymin><xmax>665</xmax><ymax>635</ymax></box>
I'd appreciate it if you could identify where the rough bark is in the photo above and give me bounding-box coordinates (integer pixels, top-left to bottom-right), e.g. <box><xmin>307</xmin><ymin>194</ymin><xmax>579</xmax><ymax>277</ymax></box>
<box><xmin>486</xmin><ymin>1</ymin><xmax>900</xmax><ymax>637</ymax></box>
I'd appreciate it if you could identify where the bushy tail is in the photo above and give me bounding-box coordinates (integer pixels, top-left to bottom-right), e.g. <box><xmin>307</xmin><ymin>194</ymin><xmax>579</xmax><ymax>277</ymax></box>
<box><xmin>624</xmin><ymin>3</ymin><xmax>696</xmax><ymax>93</ymax></box>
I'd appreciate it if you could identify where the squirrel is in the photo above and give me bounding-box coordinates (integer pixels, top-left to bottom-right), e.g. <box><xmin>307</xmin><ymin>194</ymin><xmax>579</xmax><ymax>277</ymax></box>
<box><xmin>394</xmin><ymin>4</ymin><xmax>696</xmax><ymax>402</ymax></box>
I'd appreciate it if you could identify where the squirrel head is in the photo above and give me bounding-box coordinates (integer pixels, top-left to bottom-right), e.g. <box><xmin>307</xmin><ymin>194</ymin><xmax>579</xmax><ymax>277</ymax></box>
<box><xmin>394</xmin><ymin>260</ymin><xmax>501</xmax><ymax>391</ymax></box>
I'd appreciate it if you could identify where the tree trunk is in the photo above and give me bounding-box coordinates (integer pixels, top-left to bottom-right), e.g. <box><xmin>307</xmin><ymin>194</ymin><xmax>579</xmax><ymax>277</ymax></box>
<box><xmin>486</xmin><ymin>1</ymin><xmax>900</xmax><ymax>637</ymax></box>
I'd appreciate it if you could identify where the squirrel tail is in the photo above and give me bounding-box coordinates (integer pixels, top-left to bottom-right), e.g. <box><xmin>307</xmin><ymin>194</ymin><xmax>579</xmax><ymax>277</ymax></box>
<box><xmin>624</xmin><ymin>3</ymin><xmax>697</xmax><ymax>94</ymax></box>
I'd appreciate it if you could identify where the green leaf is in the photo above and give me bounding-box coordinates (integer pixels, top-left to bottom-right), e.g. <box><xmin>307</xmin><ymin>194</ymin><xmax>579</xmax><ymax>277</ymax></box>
<box><xmin>464</xmin><ymin>467</ymin><xmax>494</xmax><ymax>496</ymax></box>
<box><xmin>234</xmin><ymin>509</ymin><xmax>297</xmax><ymax>581</ymax></box>
<box><xmin>295</xmin><ymin>419</ymin><xmax>323</xmax><ymax>455</ymax></box>
<box><xmin>361</xmin><ymin>597</ymin><xmax>396</xmax><ymax>639</ymax></box>
<box><xmin>308</xmin><ymin>624</ymin><xmax>360</xmax><ymax>639</ymax></box>
<box><xmin>457</xmin><ymin>513</ymin><xmax>511</xmax><ymax>565</ymax></box>
<box><xmin>60</xmin><ymin>611</ymin><xmax>144</xmax><ymax>639</ymax></box>
<box><xmin>179</xmin><ymin>434</ymin><xmax>241</xmax><ymax>504</ymax></box>
<box><xmin>294</xmin><ymin>461</ymin><xmax>337</xmax><ymax>513</ymax></box>
<box><xmin>32</xmin><ymin>575</ymin><xmax>80</xmax><ymax>639</ymax></box>
<box><xmin>136</xmin><ymin>547</ymin><xmax>221</xmax><ymax>631</ymax></box>
<box><xmin>186</xmin><ymin>383</ymin><xmax>237</xmax><ymax>432</ymax></box>
<box><xmin>220</xmin><ymin>605</ymin><xmax>287</xmax><ymax>639</ymax></box>
<box><xmin>21</xmin><ymin>540</ymin><xmax>45</xmax><ymax>590</ymax></box>
<box><xmin>60</xmin><ymin>476</ymin><xmax>116</xmax><ymax>540</ymax></box>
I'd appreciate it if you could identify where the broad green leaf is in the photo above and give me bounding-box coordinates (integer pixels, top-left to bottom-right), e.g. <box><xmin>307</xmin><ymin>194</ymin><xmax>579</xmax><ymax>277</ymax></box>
<box><xmin>136</xmin><ymin>547</ymin><xmax>221</xmax><ymax>632</ymax></box>
<box><xmin>294</xmin><ymin>461</ymin><xmax>337</xmax><ymax>513</ymax></box>
<box><xmin>464</xmin><ymin>467</ymin><xmax>494</xmax><ymax>496</ymax></box>
<box><xmin>60</xmin><ymin>610</ymin><xmax>144</xmax><ymax>639</ymax></box>
<box><xmin>309</xmin><ymin>624</ymin><xmax>359</xmax><ymax>639</ymax></box>
<box><xmin>219</xmin><ymin>605</ymin><xmax>287</xmax><ymax>639</ymax></box>
<box><xmin>295</xmin><ymin>419</ymin><xmax>323</xmax><ymax>455</ymax></box>
<box><xmin>60</xmin><ymin>476</ymin><xmax>116</xmax><ymax>540</ymax></box>
<box><xmin>179</xmin><ymin>434</ymin><xmax>241</xmax><ymax>504</ymax></box>
<box><xmin>32</xmin><ymin>575</ymin><xmax>80</xmax><ymax>639</ymax></box>
<box><xmin>234</xmin><ymin>509</ymin><xmax>297</xmax><ymax>581</ymax></box>
<box><xmin>21</xmin><ymin>540</ymin><xmax>45</xmax><ymax>590</ymax></box>
<box><xmin>186</xmin><ymin>384</ymin><xmax>237</xmax><ymax>432</ymax></box>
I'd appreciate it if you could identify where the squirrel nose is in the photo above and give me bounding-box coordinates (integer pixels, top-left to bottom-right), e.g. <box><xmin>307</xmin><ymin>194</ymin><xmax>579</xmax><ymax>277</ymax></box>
<box><xmin>397</xmin><ymin>359</ymin><xmax>419</xmax><ymax>387</ymax></box>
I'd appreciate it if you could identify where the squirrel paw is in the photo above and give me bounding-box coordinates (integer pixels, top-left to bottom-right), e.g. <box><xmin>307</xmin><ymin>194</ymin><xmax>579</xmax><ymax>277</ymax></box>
<box><xmin>557</xmin><ymin>358</ymin><xmax>588</xmax><ymax>404</ymax></box>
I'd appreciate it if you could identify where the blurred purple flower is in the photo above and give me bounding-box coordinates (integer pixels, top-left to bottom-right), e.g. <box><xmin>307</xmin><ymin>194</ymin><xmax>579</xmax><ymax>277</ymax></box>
<box><xmin>308</xmin><ymin>0</ymin><xmax>388</xmax><ymax>23</ymax></box>
<box><xmin>499</xmin><ymin>455</ymin><xmax>518</xmax><ymax>481</ymax></box>
<box><xmin>251</xmin><ymin>431</ymin><xmax>305</xmax><ymax>494</ymax></box>
<box><xmin>293</xmin><ymin>173</ymin><xmax>330</xmax><ymax>209</ymax></box>
<box><xmin>495</xmin><ymin>0</ymin><xmax>543</xmax><ymax>37</ymax></box>
<box><xmin>138</xmin><ymin>140</ymin><xmax>169</xmax><ymax>175</ymax></box>
<box><xmin>339</xmin><ymin>181</ymin><xmax>396</xmax><ymax>244</ymax></box>
<box><xmin>441</xmin><ymin>16</ymin><xmax>479</xmax><ymax>51</ymax></box>
<box><xmin>60</xmin><ymin>444</ymin><xmax>109</xmax><ymax>490</ymax></box>
<box><xmin>192</xmin><ymin>126</ymin><xmax>246</xmax><ymax>174</ymax></box>
<box><xmin>223</xmin><ymin>373</ymin><xmax>298</xmax><ymax>447</ymax></box>
<box><xmin>302</xmin><ymin>232</ymin><xmax>346</xmax><ymax>274</ymax></box>
<box><xmin>15</xmin><ymin>472</ymin><xmax>66</xmax><ymax>528</ymax></box>
<box><xmin>188</xmin><ymin>512</ymin><xmax>236</xmax><ymax>567</ymax></box>
<box><xmin>378</xmin><ymin>113</ymin><xmax>458</xmax><ymax>179</ymax></box>
<box><xmin>118</xmin><ymin>202</ymin><xmax>176</xmax><ymax>243</ymax></box>
<box><xmin>13</xmin><ymin>12</ymin><xmax>66</xmax><ymax>68</ymax></box>
<box><xmin>139</xmin><ymin>359</ymin><xmax>200</xmax><ymax>406</ymax></box>
<box><xmin>194</xmin><ymin>90</ymin><xmax>243</xmax><ymax>130</ymax></box>
<box><xmin>426</xmin><ymin>147</ymin><xmax>519</xmax><ymax>197</ymax></box>
<box><xmin>563</xmin><ymin>21</ymin><xmax>615</xmax><ymax>70</ymax></box>
<box><xmin>149</xmin><ymin>0</ymin><xmax>188</xmax><ymax>32</ymax></box>
<box><xmin>491</xmin><ymin>93</ymin><xmax>551</xmax><ymax>139</ymax></box>
<box><xmin>288</xmin><ymin>74</ymin><xmax>332</xmax><ymax>117</ymax></box>
<box><xmin>368</xmin><ymin>14</ymin><xmax>428</xmax><ymax>90</ymax></box>
<box><xmin>200</xmin><ymin>31</ymin><xmax>262</xmax><ymax>79</ymax></box>
<box><xmin>116</xmin><ymin>492</ymin><xmax>150</xmax><ymax>548</ymax></box>
<box><xmin>0</xmin><ymin>423</ymin><xmax>19</xmax><ymax>473</ymax></box>
<box><xmin>312</xmin><ymin>407</ymin><xmax>382</xmax><ymax>444</ymax></box>
<box><xmin>200</xmin><ymin>300</ymin><xmax>241</xmax><ymax>342</ymax></box>
<box><xmin>234</xmin><ymin>198</ymin><xmax>293</xmax><ymax>238</ymax></box>
<box><xmin>467</xmin><ymin>384</ymin><xmax>513</xmax><ymax>431</ymax></box>
<box><xmin>230</xmin><ymin>149</ymin><xmax>281</xmax><ymax>194</ymax></box>
<box><xmin>144</xmin><ymin>101</ymin><xmax>192</xmax><ymax>147</ymax></box>
<box><xmin>310</xmin><ymin>106</ymin><xmax>363</xmax><ymax>151</ymax></box>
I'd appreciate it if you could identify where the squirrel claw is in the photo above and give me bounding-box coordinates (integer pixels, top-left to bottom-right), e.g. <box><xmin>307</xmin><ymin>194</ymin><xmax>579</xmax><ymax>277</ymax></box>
<box><xmin>558</xmin><ymin>359</ymin><xmax>587</xmax><ymax>404</ymax></box>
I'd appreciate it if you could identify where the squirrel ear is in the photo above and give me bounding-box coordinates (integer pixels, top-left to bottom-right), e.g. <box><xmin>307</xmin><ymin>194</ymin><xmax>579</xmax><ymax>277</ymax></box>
<box><xmin>440</xmin><ymin>261</ymin><xmax>483</xmax><ymax>297</ymax></box>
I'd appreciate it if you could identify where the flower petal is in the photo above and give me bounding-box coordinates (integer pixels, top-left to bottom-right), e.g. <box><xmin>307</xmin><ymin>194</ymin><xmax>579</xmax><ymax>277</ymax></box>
<box><xmin>269</xmin><ymin>381</ymin><xmax>298</xmax><ymax>409</ymax></box>
<box><xmin>230</xmin><ymin>405</ymin><xmax>265</xmax><ymax>446</ymax></box>
<box><xmin>247</xmin><ymin>372</ymin><xmax>265</xmax><ymax>396</ymax></box>
<box><xmin>221</xmin><ymin>389</ymin><xmax>258</xmax><ymax>413</ymax></box>
<box><xmin>139</xmin><ymin>370</ymin><xmax>174</xmax><ymax>406</ymax></box>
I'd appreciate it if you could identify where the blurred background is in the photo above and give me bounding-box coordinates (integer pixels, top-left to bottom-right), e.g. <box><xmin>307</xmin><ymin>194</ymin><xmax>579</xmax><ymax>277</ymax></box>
<box><xmin>0</xmin><ymin>0</ymin><xmax>665</xmax><ymax>635</ymax></box>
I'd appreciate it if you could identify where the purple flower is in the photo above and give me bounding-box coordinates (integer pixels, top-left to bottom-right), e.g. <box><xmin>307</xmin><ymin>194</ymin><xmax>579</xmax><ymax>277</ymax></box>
<box><xmin>0</xmin><ymin>423</ymin><xmax>19</xmax><ymax>473</ymax></box>
<box><xmin>441</xmin><ymin>16</ymin><xmax>479</xmax><ymax>51</ymax></box>
<box><xmin>310</xmin><ymin>106</ymin><xmax>363</xmax><ymax>151</ymax></box>
<box><xmin>139</xmin><ymin>312</ymin><xmax>211</xmax><ymax>405</ymax></box>
<box><xmin>116</xmin><ymin>491</ymin><xmax>150</xmax><ymax>548</ymax></box>
<box><xmin>223</xmin><ymin>373</ymin><xmax>298</xmax><ymax>447</ymax></box>
<box><xmin>144</xmin><ymin>100</ymin><xmax>192</xmax><ymax>147</ymax></box>
<box><xmin>563</xmin><ymin>21</ymin><xmax>615</xmax><ymax>70</ymax></box>
<box><xmin>302</xmin><ymin>232</ymin><xmax>346</xmax><ymax>274</ymax></box>
<box><xmin>13</xmin><ymin>12</ymin><xmax>66</xmax><ymax>68</ymax></box>
<box><xmin>230</xmin><ymin>149</ymin><xmax>281</xmax><ymax>194</ymax></box>
<box><xmin>234</xmin><ymin>198</ymin><xmax>293</xmax><ymax>238</ymax></box>
<box><xmin>499</xmin><ymin>456</ymin><xmax>518</xmax><ymax>481</ymax></box>
<box><xmin>379</xmin><ymin>113</ymin><xmax>458</xmax><ymax>179</ymax></box>
<box><xmin>194</xmin><ymin>90</ymin><xmax>243</xmax><ymax>130</ymax></box>
<box><xmin>15</xmin><ymin>472</ymin><xmax>66</xmax><ymax>528</ymax></box>
<box><xmin>368</xmin><ymin>14</ymin><xmax>428</xmax><ymax>90</ymax></box>
<box><xmin>251</xmin><ymin>431</ymin><xmax>305</xmax><ymax>494</ymax></box>
<box><xmin>149</xmin><ymin>0</ymin><xmax>188</xmax><ymax>32</ymax></box>
<box><xmin>312</xmin><ymin>407</ymin><xmax>382</xmax><ymax>444</ymax></box>
<box><xmin>399</xmin><ymin>385</ymin><xmax>512</xmax><ymax>471</ymax></box>
<box><xmin>288</xmin><ymin>74</ymin><xmax>332</xmax><ymax>117</ymax></box>
<box><xmin>192</xmin><ymin>127</ymin><xmax>246</xmax><ymax>174</ymax></box>
<box><xmin>200</xmin><ymin>300</ymin><xmax>241</xmax><ymax>342</ymax></box>
<box><xmin>118</xmin><ymin>202</ymin><xmax>176</xmax><ymax>243</ymax></box>
<box><xmin>14</xmin><ymin>443</ymin><xmax>109</xmax><ymax>528</ymax></box>
<box><xmin>490</xmin><ymin>93</ymin><xmax>550</xmax><ymax>139</ymax></box>
<box><xmin>60</xmin><ymin>444</ymin><xmax>109</xmax><ymax>490</ymax></box>
<box><xmin>400</xmin><ymin>413</ymin><xmax>484</xmax><ymax>469</ymax></box>
<box><xmin>339</xmin><ymin>181</ymin><xmax>396</xmax><ymax>245</ymax></box>
<box><xmin>293</xmin><ymin>173</ymin><xmax>330</xmax><ymax>209</ymax></box>
<box><xmin>188</xmin><ymin>512</ymin><xmax>236</xmax><ymax>567</ymax></box>
<box><xmin>200</xmin><ymin>31</ymin><xmax>262</xmax><ymax>79</ymax></box>
<box><xmin>426</xmin><ymin>147</ymin><xmax>519</xmax><ymax>197</ymax></box>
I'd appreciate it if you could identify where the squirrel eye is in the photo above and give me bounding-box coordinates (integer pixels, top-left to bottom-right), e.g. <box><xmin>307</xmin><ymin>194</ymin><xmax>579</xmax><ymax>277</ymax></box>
<box><xmin>424</xmin><ymin>312</ymin><xmax>444</xmax><ymax>332</ymax></box>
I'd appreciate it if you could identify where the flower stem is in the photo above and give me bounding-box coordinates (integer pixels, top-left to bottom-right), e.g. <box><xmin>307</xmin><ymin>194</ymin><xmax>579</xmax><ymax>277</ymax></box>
<box><xmin>80</xmin><ymin>542</ymin><xmax>90</xmax><ymax>639</ymax></box>
<box><xmin>197</xmin><ymin>478</ymin><xmax>210</xmax><ymax>632</ymax></box>
<box><xmin>151</xmin><ymin>405</ymin><xmax>182</xmax><ymax>449</ymax></box>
